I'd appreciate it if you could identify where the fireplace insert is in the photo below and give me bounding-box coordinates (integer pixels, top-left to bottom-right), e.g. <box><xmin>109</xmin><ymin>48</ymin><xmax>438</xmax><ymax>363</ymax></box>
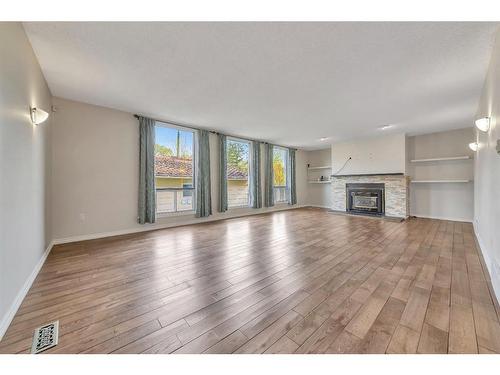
<box><xmin>346</xmin><ymin>183</ymin><xmax>385</xmax><ymax>216</ymax></box>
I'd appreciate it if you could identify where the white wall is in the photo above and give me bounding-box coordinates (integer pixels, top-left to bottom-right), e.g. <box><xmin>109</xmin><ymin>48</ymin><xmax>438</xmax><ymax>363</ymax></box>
<box><xmin>407</xmin><ymin>128</ymin><xmax>474</xmax><ymax>222</ymax></box>
<box><xmin>51</xmin><ymin>97</ymin><xmax>308</xmax><ymax>242</ymax></box>
<box><xmin>474</xmin><ymin>29</ymin><xmax>500</xmax><ymax>301</ymax></box>
<box><xmin>331</xmin><ymin>133</ymin><xmax>406</xmax><ymax>175</ymax></box>
<box><xmin>307</xmin><ymin>148</ymin><xmax>333</xmax><ymax>208</ymax></box>
<box><xmin>0</xmin><ymin>23</ymin><xmax>52</xmax><ymax>338</ymax></box>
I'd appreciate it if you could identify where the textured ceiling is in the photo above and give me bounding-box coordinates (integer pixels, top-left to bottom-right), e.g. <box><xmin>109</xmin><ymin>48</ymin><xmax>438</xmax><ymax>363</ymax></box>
<box><xmin>24</xmin><ymin>22</ymin><xmax>498</xmax><ymax>149</ymax></box>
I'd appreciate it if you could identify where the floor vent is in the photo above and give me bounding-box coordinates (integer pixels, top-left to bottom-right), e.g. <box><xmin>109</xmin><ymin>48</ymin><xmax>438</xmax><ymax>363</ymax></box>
<box><xmin>31</xmin><ymin>321</ymin><xmax>59</xmax><ymax>354</ymax></box>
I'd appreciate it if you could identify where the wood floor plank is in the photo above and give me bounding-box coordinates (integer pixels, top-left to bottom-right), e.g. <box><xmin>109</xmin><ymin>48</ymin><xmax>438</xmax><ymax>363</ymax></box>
<box><xmin>265</xmin><ymin>335</ymin><xmax>299</xmax><ymax>354</ymax></box>
<box><xmin>204</xmin><ymin>330</ymin><xmax>248</xmax><ymax>354</ymax></box>
<box><xmin>386</xmin><ymin>325</ymin><xmax>420</xmax><ymax>354</ymax></box>
<box><xmin>356</xmin><ymin>297</ymin><xmax>406</xmax><ymax>354</ymax></box>
<box><xmin>235</xmin><ymin>310</ymin><xmax>302</xmax><ymax>353</ymax></box>
<box><xmin>417</xmin><ymin>323</ymin><xmax>448</xmax><ymax>354</ymax></box>
<box><xmin>449</xmin><ymin>303</ymin><xmax>478</xmax><ymax>354</ymax></box>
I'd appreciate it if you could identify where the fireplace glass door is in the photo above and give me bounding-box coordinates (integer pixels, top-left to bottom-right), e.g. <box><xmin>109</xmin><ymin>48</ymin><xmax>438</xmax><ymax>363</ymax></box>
<box><xmin>346</xmin><ymin>183</ymin><xmax>385</xmax><ymax>216</ymax></box>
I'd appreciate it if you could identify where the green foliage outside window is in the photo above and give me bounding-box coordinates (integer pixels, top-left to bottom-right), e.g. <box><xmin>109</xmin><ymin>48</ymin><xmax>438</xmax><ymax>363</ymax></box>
<box><xmin>273</xmin><ymin>152</ymin><xmax>286</xmax><ymax>186</ymax></box>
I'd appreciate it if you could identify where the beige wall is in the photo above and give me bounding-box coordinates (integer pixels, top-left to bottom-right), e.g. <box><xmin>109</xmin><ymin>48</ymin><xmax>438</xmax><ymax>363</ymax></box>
<box><xmin>51</xmin><ymin>97</ymin><xmax>308</xmax><ymax>242</ymax></box>
<box><xmin>0</xmin><ymin>23</ymin><xmax>52</xmax><ymax>337</ymax></box>
<box><xmin>407</xmin><ymin>128</ymin><xmax>475</xmax><ymax>222</ymax></box>
<box><xmin>474</xmin><ymin>28</ymin><xmax>500</xmax><ymax>301</ymax></box>
<box><xmin>331</xmin><ymin>133</ymin><xmax>407</xmax><ymax>176</ymax></box>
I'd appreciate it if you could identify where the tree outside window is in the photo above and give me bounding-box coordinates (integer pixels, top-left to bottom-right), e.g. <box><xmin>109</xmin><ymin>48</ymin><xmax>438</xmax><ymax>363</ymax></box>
<box><xmin>273</xmin><ymin>147</ymin><xmax>288</xmax><ymax>202</ymax></box>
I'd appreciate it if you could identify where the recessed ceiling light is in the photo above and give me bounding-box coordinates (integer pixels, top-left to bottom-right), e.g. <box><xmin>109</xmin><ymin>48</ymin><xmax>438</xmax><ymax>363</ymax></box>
<box><xmin>319</xmin><ymin>137</ymin><xmax>329</xmax><ymax>141</ymax></box>
<box><xmin>378</xmin><ymin>125</ymin><xmax>394</xmax><ymax>131</ymax></box>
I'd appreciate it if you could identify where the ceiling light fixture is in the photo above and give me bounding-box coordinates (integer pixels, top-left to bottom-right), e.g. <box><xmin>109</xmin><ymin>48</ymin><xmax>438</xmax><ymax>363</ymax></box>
<box><xmin>30</xmin><ymin>107</ymin><xmax>49</xmax><ymax>125</ymax></box>
<box><xmin>469</xmin><ymin>142</ymin><xmax>478</xmax><ymax>152</ymax></box>
<box><xmin>475</xmin><ymin>117</ymin><xmax>490</xmax><ymax>132</ymax></box>
<box><xmin>319</xmin><ymin>137</ymin><xmax>329</xmax><ymax>141</ymax></box>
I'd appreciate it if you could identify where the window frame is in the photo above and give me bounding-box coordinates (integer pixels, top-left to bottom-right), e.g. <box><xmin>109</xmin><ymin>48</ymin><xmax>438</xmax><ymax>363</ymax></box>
<box><xmin>226</xmin><ymin>136</ymin><xmax>252</xmax><ymax>209</ymax></box>
<box><xmin>272</xmin><ymin>145</ymin><xmax>289</xmax><ymax>204</ymax></box>
<box><xmin>154</xmin><ymin>121</ymin><xmax>196</xmax><ymax>216</ymax></box>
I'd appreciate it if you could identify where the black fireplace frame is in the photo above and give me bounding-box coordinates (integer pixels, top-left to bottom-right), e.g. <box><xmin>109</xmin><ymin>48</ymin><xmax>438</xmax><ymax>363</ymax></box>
<box><xmin>346</xmin><ymin>183</ymin><xmax>385</xmax><ymax>216</ymax></box>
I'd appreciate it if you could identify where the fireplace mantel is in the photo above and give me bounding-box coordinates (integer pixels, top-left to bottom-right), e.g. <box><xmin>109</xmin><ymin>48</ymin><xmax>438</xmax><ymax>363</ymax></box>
<box><xmin>331</xmin><ymin>174</ymin><xmax>409</xmax><ymax>219</ymax></box>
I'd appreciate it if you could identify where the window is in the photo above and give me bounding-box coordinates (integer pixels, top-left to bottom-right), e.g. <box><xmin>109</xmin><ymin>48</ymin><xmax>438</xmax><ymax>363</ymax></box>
<box><xmin>154</xmin><ymin>123</ymin><xmax>195</xmax><ymax>214</ymax></box>
<box><xmin>182</xmin><ymin>183</ymin><xmax>193</xmax><ymax>197</ymax></box>
<box><xmin>273</xmin><ymin>146</ymin><xmax>289</xmax><ymax>203</ymax></box>
<box><xmin>227</xmin><ymin>138</ymin><xmax>250</xmax><ymax>208</ymax></box>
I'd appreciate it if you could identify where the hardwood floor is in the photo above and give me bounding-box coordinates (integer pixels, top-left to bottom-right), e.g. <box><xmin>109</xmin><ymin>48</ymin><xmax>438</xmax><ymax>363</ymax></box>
<box><xmin>1</xmin><ymin>208</ymin><xmax>499</xmax><ymax>354</ymax></box>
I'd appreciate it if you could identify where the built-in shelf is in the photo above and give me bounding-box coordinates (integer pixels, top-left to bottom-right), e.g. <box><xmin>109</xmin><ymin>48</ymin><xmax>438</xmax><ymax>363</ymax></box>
<box><xmin>410</xmin><ymin>156</ymin><xmax>471</xmax><ymax>163</ymax></box>
<box><xmin>411</xmin><ymin>179</ymin><xmax>472</xmax><ymax>184</ymax></box>
<box><xmin>308</xmin><ymin>180</ymin><xmax>331</xmax><ymax>184</ymax></box>
<box><xmin>308</xmin><ymin>166</ymin><xmax>332</xmax><ymax>170</ymax></box>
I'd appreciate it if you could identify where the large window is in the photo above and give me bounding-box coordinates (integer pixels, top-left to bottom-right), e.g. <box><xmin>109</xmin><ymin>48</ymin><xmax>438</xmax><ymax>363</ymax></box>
<box><xmin>227</xmin><ymin>138</ymin><xmax>250</xmax><ymax>208</ymax></box>
<box><xmin>154</xmin><ymin>123</ymin><xmax>195</xmax><ymax>214</ymax></box>
<box><xmin>273</xmin><ymin>146</ymin><xmax>289</xmax><ymax>203</ymax></box>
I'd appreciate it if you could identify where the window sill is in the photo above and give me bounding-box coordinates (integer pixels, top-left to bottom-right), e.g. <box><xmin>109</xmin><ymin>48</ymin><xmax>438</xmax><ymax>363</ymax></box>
<box><xmin>228</xmin><ymin>205</ymin><xmax>251</xmax><ymax>210</ymax></box>
<box><xmin>156</xmin><ymin>210</ymin><xmax>195</xmax><ymax>219</ymax></box>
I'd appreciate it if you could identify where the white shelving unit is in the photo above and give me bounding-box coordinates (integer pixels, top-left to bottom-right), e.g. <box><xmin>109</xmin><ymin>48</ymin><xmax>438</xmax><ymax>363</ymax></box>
<box><xmin>411</xmin><ymin>179</ymin><xmax>472</xmax><ymax>184</ymax></box>
<box><xmin>410</xmin><ymin>155</ymin><xmax>471</xmax><ymax>163</ymax></box>
<box><xmin>409</xmin><ymin>153</ymin><xmax>473</xmax><ymax>185</ymax></box>
<box><xmin>307</xmin><ymin>165</ymin><xmax>332</xmax><ymax>170</ymax></box>
<box><xmin>308</xmin><ymin>180</ymin><xmax>331</xmax><ymax>184</ymax></box>
<box><xmin>307</xmin><ymin>165</ymin><xmax>332</xmax><ymax>184</ymax></box>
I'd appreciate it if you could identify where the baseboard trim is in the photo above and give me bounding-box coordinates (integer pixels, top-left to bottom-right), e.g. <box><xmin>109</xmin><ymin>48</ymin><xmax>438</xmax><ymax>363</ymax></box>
<box><xmin>411</xmin><ymin>214</ymin><xmax>473</xmax><ymax>223</ymax></box>
<box><xmin>0</xmin><ymin>241</ymin><xmax>55</xmax><ymax>341</ymax></box>
<box><xmin>473</xmin><ymin>220</ymin><xmax>500</xmax><ymax>312</ymax></box>
<box><xmin>52</xmin><ymin>205</ymin><xmax>307</xmax><ymax>246</ymax></box>
<box><xmin>307</xmin><ymin>205</ymin><xmax>332</xmax><ymax>209</ymax></box>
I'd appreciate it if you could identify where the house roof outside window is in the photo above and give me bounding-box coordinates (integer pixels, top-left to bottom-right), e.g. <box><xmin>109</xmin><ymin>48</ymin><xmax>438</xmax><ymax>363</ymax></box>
<box><xmin>155</xmin><ymin>155</ymin><xmax>247</xmax><ymax>180</ymax></box>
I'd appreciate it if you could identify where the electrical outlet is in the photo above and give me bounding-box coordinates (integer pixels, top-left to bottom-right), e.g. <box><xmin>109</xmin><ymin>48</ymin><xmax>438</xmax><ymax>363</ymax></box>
<box><xmin>79</xmin><ymin>213</ymin><xmax>86</xmax><ymax>222</ymax></box>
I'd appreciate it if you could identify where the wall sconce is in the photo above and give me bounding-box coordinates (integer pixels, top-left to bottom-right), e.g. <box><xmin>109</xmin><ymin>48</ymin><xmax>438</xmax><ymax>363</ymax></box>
<box><xmin>469</xmin><ymin>142</ymin><xmax>478</xmax><ymax>151</ymax></box>
<box><xmin>30</xmin><ymin>107</ymin><xmax>49</xmax><ymax>125</ymax></box>
<box><xmin>475</xmin><ymin>117</ymin><xmax>490</xmax><ymax>132</ymax></box>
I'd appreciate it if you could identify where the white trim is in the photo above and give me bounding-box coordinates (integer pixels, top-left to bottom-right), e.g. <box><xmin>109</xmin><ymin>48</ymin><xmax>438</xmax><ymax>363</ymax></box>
<box><xmin>473</xmin><ymin>220</ymin><xmax>500</xmax><ymax>304</ymax></box>
<box><xmin>52</xmin><ymin>205</ymin><xmax>307</xmax><ymax>246</ymax></box>
<box><xmin>308</xmin><ymin>204</ymin><xmax>332</xmax><ymax>209</ymax></box>
<box><xmin>474</xmin><ymin>220</ymin><xmax>492</xmax><ymax>273</ymax></box>
<box><xmin>411</xmin><ymin>214</ymin><xmax>473</xmax><ymax>223</ymax></box>
<box><xmin>0</xmin><ymin>241</ymin><xmax>55</xmax><ymax>341</ymax></box>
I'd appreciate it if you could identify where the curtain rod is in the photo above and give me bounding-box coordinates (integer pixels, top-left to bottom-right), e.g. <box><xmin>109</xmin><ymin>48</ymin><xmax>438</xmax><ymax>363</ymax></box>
<box><xmin>133</xmin><ymin>114</ymin><xmax>297</xmax><ymax>150</ymax></box>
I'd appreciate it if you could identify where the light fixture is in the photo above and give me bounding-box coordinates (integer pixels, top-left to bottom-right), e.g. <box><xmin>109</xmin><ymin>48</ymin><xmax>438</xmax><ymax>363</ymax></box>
<box><xmin>469</xmin><ymin>142</ymin><xmax>478</xmax><ymax>151</ymax></box>
<box><xmin>30</xmin><ymin>107</ymin><xmax>49</xmax><ymax>125</ymax></box>
<box><xmin>475</xmin><ymin>117</ymin><xmax>490</xmax><ymax>132</ymax></box>
<box><xmin>319</xmin><ymin>137</ymin><xmax>329</xmax><ymax>141</ymax></box>
<box><xmin>378</xmin><ymin>125</ymin><xmax>394</xmax><ymax>131</ymax></box>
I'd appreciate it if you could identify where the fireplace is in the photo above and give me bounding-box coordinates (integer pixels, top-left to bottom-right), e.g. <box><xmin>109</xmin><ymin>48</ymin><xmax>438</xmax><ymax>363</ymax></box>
<box><xmin>346</xmin><ymin>183</ymin><xmax>385</xmax><ymax>216</ymax></box>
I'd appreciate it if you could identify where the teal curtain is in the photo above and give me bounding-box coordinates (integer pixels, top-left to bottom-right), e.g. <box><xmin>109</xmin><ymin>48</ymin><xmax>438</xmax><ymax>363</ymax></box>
<box><xmin>196</xmin><ymin>129</ymin><xmax>212</xmax><ymax>217</ymax></box>
<box><xmin>218</xmin><ymin>134</ymin><xmax>228</xmax><ymax>212</ymax></box>
<box><xmin>288</xmin><ymin>148</ymin><xmax>297</xmax><ymax>205</ymax></box>
<box><xmin>250</xmin><ymin>141</ymin><xmax>262</xmax><ymax>208</ymax></box>
<box><xmin>264</xmin><ymin>143</ymin><xmax>274</xmax><ymax>207</ymax></box>
<box><xmin>137</xmin><ymin>116</ymin><xmax>156</xmax><ymax>224</ymax></box>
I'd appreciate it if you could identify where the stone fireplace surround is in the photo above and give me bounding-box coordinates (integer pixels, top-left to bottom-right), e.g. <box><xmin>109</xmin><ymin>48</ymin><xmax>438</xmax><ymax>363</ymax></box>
<box><xmin>331</xmin><ymin>173</ymin><xmax>410</xmax><ymax>219</ymax></box>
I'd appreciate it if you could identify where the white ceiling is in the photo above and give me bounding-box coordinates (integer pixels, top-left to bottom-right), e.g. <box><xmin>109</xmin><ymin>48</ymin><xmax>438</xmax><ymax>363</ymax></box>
<box><xmin>24</xmin><ymin>22</ymin><xmax>498</xmax><ymax>149</ymax></box>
